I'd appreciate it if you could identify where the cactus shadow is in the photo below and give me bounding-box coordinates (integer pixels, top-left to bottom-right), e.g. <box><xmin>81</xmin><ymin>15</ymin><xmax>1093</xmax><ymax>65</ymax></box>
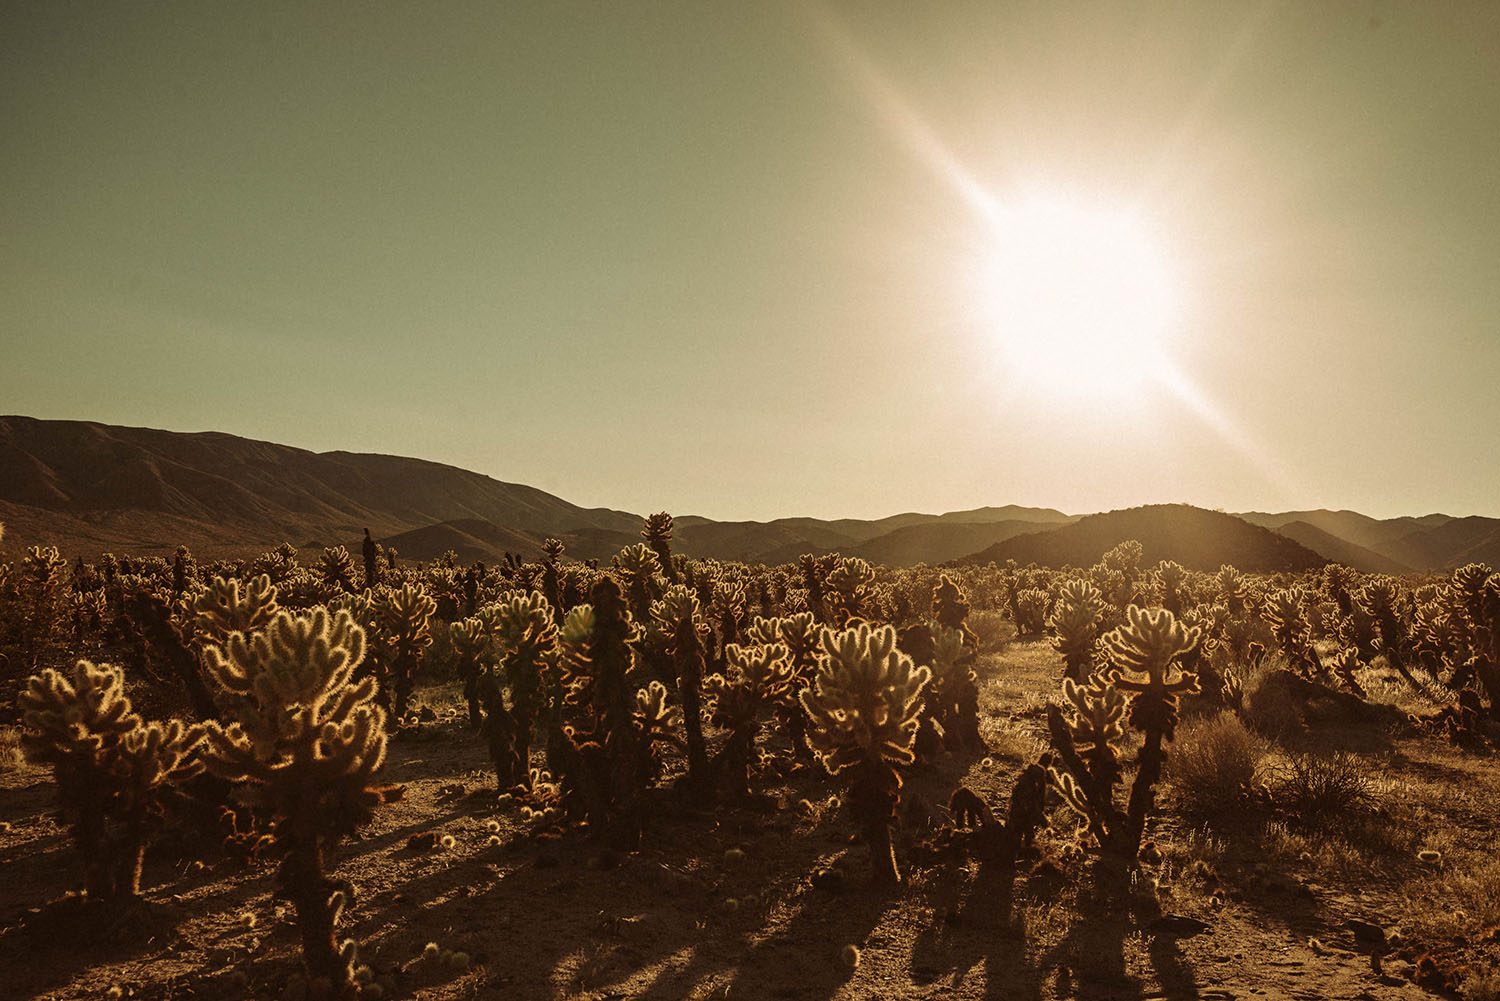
<box><xmin>908</xmin><ymin>863</ymin><xmax>1043</xmax><ymax>1000</ymax></box>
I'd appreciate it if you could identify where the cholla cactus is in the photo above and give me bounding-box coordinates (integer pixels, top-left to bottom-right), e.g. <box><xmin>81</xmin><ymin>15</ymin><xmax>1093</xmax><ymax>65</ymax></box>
<box><xmin>552</xmin><ymin>577</ymin><xmax>666</xmax><ymax>848</ymax></box>
<box><xmin>201</xmin><ymin>609</ymin><xmax>396</xmax><ymax>995</ymax></box>
<box><xmin>1013</xmin><ymin>588</ymin><xmax>1050</xmax><ymax>638</ymax></box>
<box><xmin>318</xmin><ymin>546</ymin><xmax>358</xmax><ymax>595</ymax></box>
<box><xmin>800</xmin><ymin>623</ymin><xmax>931</xmax><ymax>883</ymax></box>
<box><xmin>192</xmin><ymin>574</ymin><xmax>280</xmax><ymax>650</ymax></box>
<box><xmin>21</xmin><ymin>661</ymin><xmax>204</xmax><ymax>906</ymax></box>
<box><xmin>372</xmin><ymin>582</ymin><xmax>437</xmax><ymax>726</ymax></box>
<box><xmin>920</xmin><ymin>625</ymin><xmax>987</xmax><ymax>754</ymax></box>
<box><xmin>746</xmin><ymin>612</ymin><xmax>821</xmax><ymax>758</ymax></box>
<box><xmin>824</xmin><ymin>557</ymin><xmax>875</xmax><ymax>625</ymax></box>
<box><xmin>641</xmin><ymin>512</ymin><xmax>678</xmax><ymax>583</ymax></box>
<box><xmin>1215</xmin><ymin>564</ymin><xmax>1250</xmax><ymax>615</ymax></box>
<box><xmin>1150</xmin><ymin>561</ymin><xmax>1187</xmax><ymax>614</ymax></box>
<box><xmin>540</xmin><ymin>538</ymin><xmax>566</xmax><ymax>622</ymax></box>
<box><xmin>651</xmin><ymin>585</ymin><xmax>711</xmax><ymax>795</ymax></box>
<box><xmin>709</xmin><ymin>576</ymin><xmax>748</xmax><ymax>651</ymax></box>
<box><xmin>10</xmin><ymin>544</ymin><xmax>69</xmax><ymax>671</ymax></box>
<box><xmin>1261</xmin><ymin>587</ymin><xmax>1319</xmax><ymax>677</ymax></box>
<box><xmin>479</xmin><ymin>590</ymin><xmax>558</xmax><ymax>790</ymax></box>
<box><xmin>1355</xmin><ymin>576</ymin><xmax>1421</xmax><ymax>691</ymax></box>
<box><xmin>706</xmin><ymin>642</ymin><xmax>793</xmax><ymax>798</ymax></box>
<box><xmin>448</xmin><ymin>616</ymin><xmax>492</xmax><ymax>729</ymax></box>
<box><xmin>1048</xmin><ymin>605</ymin><xmax>1201</xmax><ymax>864</ymax></box>
<box><xmin>615</xmin><ymin>543</ymin><xmax>663</xmax><ymax>625</ymax></box>
<box><xmin>1101</xmin><ymin>540</ymin><xmax>1144</xmax><ymax>582</ymax></box>
<box><xmin>1049</xmin><ymin>579</ymin><xmax>1108</xmax><ymax>681</ymax></box>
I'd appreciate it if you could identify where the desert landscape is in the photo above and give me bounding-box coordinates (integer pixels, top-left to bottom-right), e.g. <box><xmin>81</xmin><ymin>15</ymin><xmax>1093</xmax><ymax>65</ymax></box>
<box><xmin>2</xmin><ymin>422</ymin><xmax>1500</xmax><ymax>1000</ymax></box>
<box><xmin>6</xmin><ymin>3</ymin><xmax>1500</xmax><ymax>999</ymax></box>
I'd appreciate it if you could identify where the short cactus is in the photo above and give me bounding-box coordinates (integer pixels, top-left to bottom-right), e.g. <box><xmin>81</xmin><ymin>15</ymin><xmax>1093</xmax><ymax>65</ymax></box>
<box><xmin>706</xmin><ymin>642</ymin><xmax>793</xmax><ymax>798</ymax></box>
<box><xmin>20</xmin><ymin>660</ymin><xmax>204</xmax><ymax>906</ymax></box>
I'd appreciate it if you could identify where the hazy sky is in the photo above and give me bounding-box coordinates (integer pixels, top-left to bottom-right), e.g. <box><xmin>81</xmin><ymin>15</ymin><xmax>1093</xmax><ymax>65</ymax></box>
<box><xmin>5</xmin><ymin>2</ymin><xmax>1498</xmax><ymax>521</ymax></box>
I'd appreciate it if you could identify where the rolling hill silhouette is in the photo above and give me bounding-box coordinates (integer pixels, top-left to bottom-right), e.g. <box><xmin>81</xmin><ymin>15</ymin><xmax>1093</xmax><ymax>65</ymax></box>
<box><xmin>3</xmin><ymin>417</ymin><xmax>1494</xmax><ymax>570</ymax></box>
<box><xmin>958</xmin><ymin>504</ymin><xmax>1329</xmax><ymax>572</ymax></box>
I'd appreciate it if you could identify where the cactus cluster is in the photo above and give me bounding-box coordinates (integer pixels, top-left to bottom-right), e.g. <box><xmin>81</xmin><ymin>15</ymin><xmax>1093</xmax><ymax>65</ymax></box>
<box><xmin>20</xmin><ymin>660</ymin><xmax>204</xmax><ymax>906</ymax></box>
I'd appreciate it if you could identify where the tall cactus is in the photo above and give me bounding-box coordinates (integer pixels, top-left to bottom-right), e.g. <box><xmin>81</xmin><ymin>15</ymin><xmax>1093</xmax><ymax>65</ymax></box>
<box><xmin>201</xmin><ymin>609</ymin><xmax>396</xmax><ymax>997</ymax></box>
<box><xmin>651</xmin><ymin>585</ymin><xmax>711</xmax><ymax>795</ymax></box>
<box><xmin>372</xmin><ymin>582</ymin><xmax>436</xmax><ymax>726</ymax></box>
<box><xmin>21</xmin><ymin>661</ymin><xmax>204</xmax><ymax>906</ymax></box>
<box><xmin>641</xmin><ymin>512</ymin><xmax>678</xmax><ymax>583</ymax></box>
<box><xmin>1048</xmin><ymin>605</ymin><xmax>1200</xmax><ymax>864</ymax></box>
<box><xmin>800</xmin><ymin>623</ymin><xmax>930</xmax><ymax>883</ymax></box>
<box><xmin>479</xmin><ymin>590</ymin><xmax>558</xmax><ymax>790</ymax></box>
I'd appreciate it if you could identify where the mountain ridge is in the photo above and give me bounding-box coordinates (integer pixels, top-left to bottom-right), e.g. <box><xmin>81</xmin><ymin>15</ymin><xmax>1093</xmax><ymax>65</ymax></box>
<box><xmin>2</xmin><ymin>417</ymin><xmax>1496</xmax><ymax>570</ymax></box>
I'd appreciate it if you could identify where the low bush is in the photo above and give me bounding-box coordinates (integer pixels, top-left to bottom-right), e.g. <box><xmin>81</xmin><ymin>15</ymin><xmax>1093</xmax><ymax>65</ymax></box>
<box><xmin>1169</xmin><ymin>711</ymin><xmax>1266</xmax><ymax>814</ymax></box>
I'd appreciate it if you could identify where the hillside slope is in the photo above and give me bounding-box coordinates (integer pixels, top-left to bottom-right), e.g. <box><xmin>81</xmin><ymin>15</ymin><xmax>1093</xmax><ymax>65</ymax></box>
<box><xmin>958</xmin><ymin>504</ymin><xmax>1328</xmax><ymax>572</ymax></box>
<box><xmin>0</xmin><ymin>416</ymin><xmax>640</xmax><ymax>558</ymax></box>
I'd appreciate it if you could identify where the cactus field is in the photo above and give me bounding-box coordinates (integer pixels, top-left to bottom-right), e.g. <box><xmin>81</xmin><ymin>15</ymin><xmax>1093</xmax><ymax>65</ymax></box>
<box><xmin>3</xmin><ymin>523</ymin><xmax>1500</xmax><ymax>1001</ymax></box>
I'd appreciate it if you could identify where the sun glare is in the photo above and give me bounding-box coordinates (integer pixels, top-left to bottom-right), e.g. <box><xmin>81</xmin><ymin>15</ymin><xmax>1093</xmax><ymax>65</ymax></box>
<box><xmin>975</xmin><ymin>193</ymin><xmax>1181</xmax><ymax>400</ymax></box>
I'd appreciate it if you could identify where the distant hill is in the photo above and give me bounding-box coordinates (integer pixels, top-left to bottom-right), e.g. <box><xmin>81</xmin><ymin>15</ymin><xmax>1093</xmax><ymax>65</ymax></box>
<box><xmin>4</xmin><ymin>416</ymin><xmax>1490</xmax><ymax>571</ymax></box>
<box><xmin>957</xmin><ymin>504</ymin><xmax>1328</xmax><ymax>572</ymax></box>
<box><xmin>1238</xmin><ymin>508</ymin><xmax>1500</xmax><ymax>572</ymax></box>
<box><xmin>0</xmin><ymin>416</ymin><xmax>641</xmax><ymax>560</ymax></box>
<box><xmin>1270</xmin><ymin>521</ymin><xmax>1413</xmax><ymax>574</ymax></box>
<box><xmin>848</xmin><ymin>519</ymin><xmax>1061</xmax><ymax>567</ymax></box>
<box><xmin>1376</xmin><ymin>516</ymin><xmax>1500</xmax><ymax>572</ymax></box>
<box><xmin>0</xmin><ymin>416</ymin><xmax>1078</xmax><ymax>566</ymax></box>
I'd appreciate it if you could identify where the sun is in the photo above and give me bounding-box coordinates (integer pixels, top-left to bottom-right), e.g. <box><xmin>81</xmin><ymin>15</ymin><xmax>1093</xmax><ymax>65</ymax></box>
<box><xmin>973</xmin><ymin>192</ymin><xmax>1181</xmax><ymax>400</ymax></box>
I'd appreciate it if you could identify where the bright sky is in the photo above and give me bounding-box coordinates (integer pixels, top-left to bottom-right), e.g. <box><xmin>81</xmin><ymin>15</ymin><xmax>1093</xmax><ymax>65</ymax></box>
<box><xmin>4</xmin><ymin>2</ymin><xmax>1498</xmax><ymax>520</ymax></box>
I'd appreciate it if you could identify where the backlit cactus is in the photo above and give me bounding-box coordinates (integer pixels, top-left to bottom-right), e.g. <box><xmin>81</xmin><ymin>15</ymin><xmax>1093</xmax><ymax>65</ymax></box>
<box><xmin>746</xmin><ymin>611</ymin><xmax>820</xmax><ymax>758</ymax></box>
<box><xmin>201</xmin><ymin>608</ymin><xmax>396</xmax><ymax>996</ymax></box>
<box><xmin>651</xmin><ymin>585</ymin><xmax>711</xmax><ymax>794</ymax></box>
<box><xmin>641</xmin><ymin>512</ymin><xmax>678</xmax><ymax>583</ymax></box>
<box><xmin>706</xmin><ymin>641</ymin><xmax>793</xmax><ymax>798</ymax></box>
<box><xmin>1261</xmin><ymin>586</ymin><xmax>1319</xmax><ymax>677</ymax></box>
<box><xmin>372</xmin><ymin>582</ymin><xmax>437</xmax><ymax>726</ymax></box>
<box><xmin>479</xmin><ymin>590</ymin><xmax>558</xmax><ymax>790</ymax></box>
<box><xmin>1048</xmin><ymin>605</ymin><xmax>1201</xmax><ymax>864</ymax></box>
<box><xmin>1048</xmin><ymin>578</ymin><xmax>1108</xmax><ymax>682</ymax></box>
<box><xmin>800</xmin><ymin>622</ymin><xmax>931</xmax><ymax>882</ymax></box>
<box><xmin>192</xmin><ymin>574</ymin><xmax>280</xmax><ymax>650</ymax></box>
<box><xmin>318</xmin><ymin>546</ymin><xmax>358</xmax><ymax>595</ymax></box>
<box><xmin>20</xmin><ymin>660</ymin><xmax>204</xmax><ymax>906</ymax></box>
<box><xmin>824</xmin><ymin>557</ymin><xmax>875</xmax><ymax>625</ymax></box>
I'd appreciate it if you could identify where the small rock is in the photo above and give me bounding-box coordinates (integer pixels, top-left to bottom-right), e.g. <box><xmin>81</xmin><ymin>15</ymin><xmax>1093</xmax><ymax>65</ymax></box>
<box><xmin>1152</xmin><ymin>914</ymin><xmax>1212</xmax><ymax>937</ymax></box>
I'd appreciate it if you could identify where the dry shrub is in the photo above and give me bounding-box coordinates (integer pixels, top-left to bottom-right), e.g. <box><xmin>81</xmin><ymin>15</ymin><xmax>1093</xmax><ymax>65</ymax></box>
<box><xmin>1276</xmin><ymin>750</ymin><xmax>1372</xmax><ymax>823</ymax></box>
<box><xmin>1240</xmin><ymin>656</ymin><xmax>1304</xmax><ymax>737</ymax></box>
<box><xmin>1463</xmin><ymin>964</ymin><xmax>1500</xmax><ymax>1001</ymax></box>
<box><xmin>1169</xmin><ymin>711</ymin><xmax>1266</xmax><ymax>814</ymax></box>
<box><xmin>0</xmin><ymin>725</ymin><xmax>22</xmax><ymax>773</ymax></box>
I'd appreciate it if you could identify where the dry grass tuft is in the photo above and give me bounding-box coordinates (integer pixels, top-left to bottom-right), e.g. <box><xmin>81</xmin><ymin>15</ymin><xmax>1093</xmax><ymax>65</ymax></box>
<box><xmin>0</xmin><ymin>726</ymin><xmax>23</xmax><ymax>773</ymax></box>
<box><xmin>1170</xmin><ymin>711</ymin><xmax>1266</xmax><ymax>814</ymax></box>
<box><xmin>1275</xmin><ymin>750</ymin><xmax>1373</xmax><ymax>822</ymax></box>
